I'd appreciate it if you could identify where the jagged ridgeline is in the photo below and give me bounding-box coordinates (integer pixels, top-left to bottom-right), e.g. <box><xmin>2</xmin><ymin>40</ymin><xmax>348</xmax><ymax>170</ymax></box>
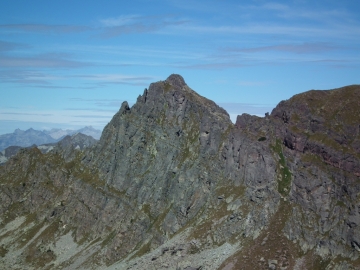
<box><xmin>0</xmin><ymin>75</ymin><xmax>359</xmax><ymax>269</ymax></box>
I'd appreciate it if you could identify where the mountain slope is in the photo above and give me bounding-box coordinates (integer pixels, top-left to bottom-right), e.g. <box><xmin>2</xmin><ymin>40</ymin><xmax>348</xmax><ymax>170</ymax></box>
<box><xmin>0</xmin><ymin>76</ymin><xmax>359</xmax><ymax>270</ymax></box>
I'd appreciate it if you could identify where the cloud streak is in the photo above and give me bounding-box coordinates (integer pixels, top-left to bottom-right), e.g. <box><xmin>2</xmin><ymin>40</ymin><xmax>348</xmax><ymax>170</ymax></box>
<box><xmin>0</xmin><ymin>24</ymin><xmax>90</xmax><ymax>34</ymax></box>
<box><xmin>73</xmin><ymin>74</ymin><xmax>153</xmax><ymax>82</ymax></box>
<box><xmin>0</xmin><ymin>108</ymin><xmax>114</xmax><ymax>129</ymax></box>
<box><xmin>1</xmin><ymin>112</ymin><xmax>53</xmax><ymax>116</ymax></box>
<box><xmin>0</xmin><ymin>53</ymin><xmax>92</xmax><ymax>69</ymax></box>
<box><xmin>226</xmin><ymin>42</ymin><xmax>340</xmax><ymax>54</ymax></box>
<box><xmin>68</xmin><ymin>97</ymin><xmax>128</xmax><ymax>108</ymax></box>
<box><xmin>174</xmin><ymin>62</ymin><xmax>248</xmax><ymax>70</ymax></box>
<box><xmin>70</xmin><ymin>74</ymin><xmax>155</xmax><ymax>86</ymax></box>
<box><xmin>0</xmin><ymin>40</ymin><xmax>30</xmax><ymax>52</ymax></box>
<box><xmin>174</xmin><ymin>20</ymin><xmax>360</xmax><ymax>40</ymax></box>
<box><xmin>238</xmin><ymin>2</ymin><xmax>354</xmax><ymax>24</ymax></box>
<box><xmin>0</xmin><ymin>69</ymin><xmax>155</xmax><ymax>89</ymax></box>
<box><xmin>100</xmin><ymin>15</ymin><xmax>141</xmax><ymax>27</ymax></box>
<box><xmin>98</xmin><ymin>15</ymin><xmax>188</xmax><ymax>38</ymax></box>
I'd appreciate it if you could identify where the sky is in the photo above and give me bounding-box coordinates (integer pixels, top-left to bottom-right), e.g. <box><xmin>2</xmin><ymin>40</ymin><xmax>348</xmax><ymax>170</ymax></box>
<box><xmin>0</xmin><ymin>0</ymin><xmax>359</xmax><ymax>134</ymax></box>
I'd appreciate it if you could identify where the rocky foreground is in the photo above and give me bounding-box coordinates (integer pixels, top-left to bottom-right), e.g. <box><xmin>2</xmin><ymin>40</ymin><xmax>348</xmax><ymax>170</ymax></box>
<box><xmin>0</xmin><ymin>75</ymin><xmax>359</xmax><ymax>269</ymax></box>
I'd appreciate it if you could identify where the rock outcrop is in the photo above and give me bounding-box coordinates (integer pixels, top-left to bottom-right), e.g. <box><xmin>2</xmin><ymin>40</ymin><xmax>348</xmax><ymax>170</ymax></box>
<box><xmin>0</xmin><ymin>75</ymin><xmax>359</xmax><ymax>269</ymax></box>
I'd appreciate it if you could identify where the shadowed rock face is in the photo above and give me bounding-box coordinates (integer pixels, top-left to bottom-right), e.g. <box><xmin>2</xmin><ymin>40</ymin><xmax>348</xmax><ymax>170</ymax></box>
<box><xmin>271</xmin><ymin>85</ymin><xmax>360</xmax><ymax>175</ymax></box>
<box><xmin>268</xmin><ymin>85</ymin><xmax>360</xmax><ymax>266</ymax></box>
<box><xmin>0</xmin><ymin>76</ymin><xmax>359</xmax><ymax>269</ymax></box>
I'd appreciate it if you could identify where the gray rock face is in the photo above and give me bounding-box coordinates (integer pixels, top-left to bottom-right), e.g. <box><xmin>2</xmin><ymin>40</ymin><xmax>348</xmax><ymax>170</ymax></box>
<box><xmin>0</xmin><ymin>76</ymin><xmax>359</xmax><ymax>269</ymax></box>
<box><xmin>54</xmin><ymin>133</ymin><xmax>98</xmax><ymax>161</ymax></box>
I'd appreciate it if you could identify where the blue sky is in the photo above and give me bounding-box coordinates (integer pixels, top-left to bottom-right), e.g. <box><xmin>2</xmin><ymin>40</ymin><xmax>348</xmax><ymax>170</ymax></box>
<box><xmin>0</xmin><ymin>0</ymin><xmax>359</xmax><ymax>134</ymax></box>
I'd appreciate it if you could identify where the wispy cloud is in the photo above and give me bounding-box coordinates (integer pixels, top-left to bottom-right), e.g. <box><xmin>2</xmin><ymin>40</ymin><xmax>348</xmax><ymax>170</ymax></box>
<box><xmin>261</xmin><ymin>3</ymin><xmax>288</xmax><ymax>11</ymax></box>
<box><xmin>226</xmin><ymin>42</ymin><xmax>339</xmax><ymax>54</ymax></box>
<box><xmin>175</xmin><ymin>62</ymin><xmax>248</xmax><ymax>70</ymax></box>
<box><xmin>0</xmin><ymin>40</ymin><xmax>30</xmax><ymax>52</ymax></box>
<box><xmin>0</xmin><ymin>108</ymin><xmax>114</xmax><ymax>129</ymax></box>
<box><xmin>64</xmin><ymin>107</ymin><xmax>120</xmax><ymax>112</ymax></box>
<box><xmin>1</xmin><ymin>112</ymin><xmax>53</xmax><ymax>116</ymax></box>
<box><xmin>0</xmin><ymin>24</ymin><xmax>90</xmax><ymax>34</ymax></box>
<box><xmin>238</xmin><ymin>2</ymin><xmax>353</xmax><ymax>23</ymax></box>
<box><xmin>27</xmin><ymin>85</ymin><xmax>99</xmax><ymax>89</ymax></box>
<box><xmin>237</xmin><ymin>81</ymin><xmax>270</xmax><ymax>87</ymax></box>
<box><xmin>71</xmin><ymin>74</ymin><xmax>155</xmax><ymax>86</ymax></box>
<box><xmin>68</xmin><ymin>97</ymin><xmax>128</xmax><ymax>108</ymax></box>
<box><xmin>74</xmin><ymin>74</ymin><xmax>153</xmax><ymax>82</ymax></box>
<box><xmin>60</xmin><ymin>44</ymin><xmax>203</xmax><ymax>62</ymax></box>
<box><xmin>98</xmin><ymin>15</ymin><xmax>188</xmax><ymax>38</ymax></box>
<box><xmin>0</xmin><ymin>69</ymin><xmax>154</xmax><ymax>88</ymax></box>
<box><xmin>0</xmin><ymin>70</ymin><xmax>60</xmax><ymax>85</ymax></box>
<box><xmin>275</xmin><ymin>7</ymin><xmax>352</xmax><ymax>23</ymax></box>
<box><xmin>100</xmin><ymin>15</ymin><xmax>141</xmax><ymax>27</ymax></box>
<box><xmin>177</xmin><ymin>24</ymin><xmax>360</xmax><ymax>39</ymax></box>
<box><xmin>70</xmin><ymin>115</ymin><xmax>112</xmax><ymax>118</ymax></box>
<box><xmin>0</xmin><ymin>53</ymin><xmax>92</xmax><ymax>69</ymax></box>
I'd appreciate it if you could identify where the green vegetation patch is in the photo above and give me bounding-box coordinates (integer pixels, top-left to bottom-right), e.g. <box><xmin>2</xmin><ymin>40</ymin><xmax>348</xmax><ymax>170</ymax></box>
<box><xmin>332</xmin><ymin>255</ymin><xmax>360</xmax><ymax>269</ymax></box>
<box><xmin>309</xmin><ymin>133</ymin><xmax>345</xmax><ymax>153</ymax></box>
<box><xmin>101</xmin><ymin>230</ymin><xmax>116</xmax><ymax>248</ymax></box>
<box><xmin>272</xmin><ymin>139</ymin><xmax>292</xmax><ymax>196</ymax></box>
<box><xmin>177</xmin><ymin>113</ymin><xmax>200</xmax><ymax>167</ymax></box>
<box><xmin>142</xmin><ymin>204</ymin><xmax>152</xmax><ymax>220</ymax></box>
<box><xmin>336</xmin><ymin>200</ymin><xmax>346</xmax><ymax>208</ymax></box>
<box><xmin>129</xmin><ymin>239</ymin><xmax>152</xmax><ymax>260</ymax></box>
<box><xmin>301</xmin><ymin>153</ymin><xmax>328</xmax><ymax>172</ymax></box>
<box><xmin>164</xmin><ymin>82</ymin><xmax>172</xmax><ymax>93</ymax></box>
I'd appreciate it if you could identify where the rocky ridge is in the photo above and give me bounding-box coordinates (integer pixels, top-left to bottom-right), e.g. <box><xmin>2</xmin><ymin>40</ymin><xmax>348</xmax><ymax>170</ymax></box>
<box><xmin>0</xmin><ymin>75</ymin><xmax>359</xmax><ymax>269</ymax></box>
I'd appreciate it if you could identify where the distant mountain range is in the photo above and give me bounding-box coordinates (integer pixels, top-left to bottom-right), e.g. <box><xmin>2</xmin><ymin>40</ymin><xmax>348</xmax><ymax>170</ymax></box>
<box><xmin>0</xmin><ymin>126</ymin><xmax>101</xmax><ymax>151</ymax></box>
<box><xmin>0</xmin><ymin>132</ymin><xmax>98</xmax><ymax>165</ymax></box>
<box><xmin>43</xmin><ymin>126</ymin><xmax>102</xmax><ymax>140</ymax></box>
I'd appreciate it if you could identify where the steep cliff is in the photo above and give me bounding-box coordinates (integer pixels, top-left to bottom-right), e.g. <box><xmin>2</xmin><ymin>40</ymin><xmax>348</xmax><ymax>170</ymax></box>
<box><xmin>0</xmin><ymin>76</ymin><xmax>359</xmax><ymax>269</ymax></box>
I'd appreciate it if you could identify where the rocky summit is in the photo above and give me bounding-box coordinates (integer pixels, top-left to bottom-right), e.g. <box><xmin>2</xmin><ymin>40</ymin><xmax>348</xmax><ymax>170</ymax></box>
<box><xmin>0</xmin><ymin>74</ymin><xmax>360</xmax><ymax>270</ymax></box>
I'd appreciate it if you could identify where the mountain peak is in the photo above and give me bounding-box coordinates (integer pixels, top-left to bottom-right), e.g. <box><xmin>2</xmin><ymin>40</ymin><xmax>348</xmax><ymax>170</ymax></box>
<box><xmin>166</xmin><ymin>74</ymin><xmax>187</xmax><ymax>88</ymax></box>
<box><xmin>2</xmin><ymin>78</ymin><xmax>360</xmax><ymax>269</ymax></box>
